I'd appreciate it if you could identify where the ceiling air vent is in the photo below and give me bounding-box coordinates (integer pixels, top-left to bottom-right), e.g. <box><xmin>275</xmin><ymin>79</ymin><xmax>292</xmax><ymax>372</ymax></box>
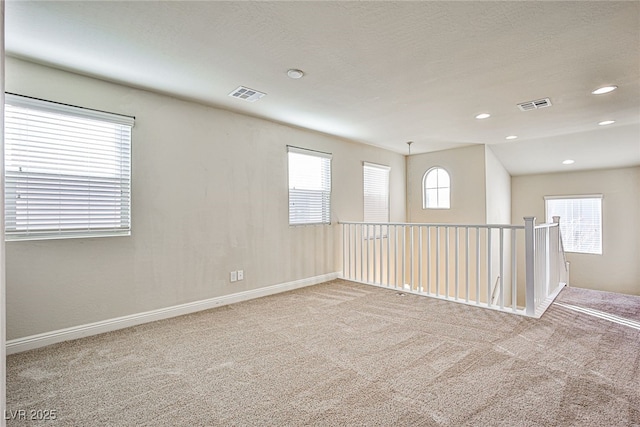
<box><xmin>228</xmin><ymin>86</ymin><xmax>266</xmax><ymax>102</ymax></box>
<box><xmin>517</xmin><ymin>98</ymin><xmax>552</xmax><ymax>111</ymax></box>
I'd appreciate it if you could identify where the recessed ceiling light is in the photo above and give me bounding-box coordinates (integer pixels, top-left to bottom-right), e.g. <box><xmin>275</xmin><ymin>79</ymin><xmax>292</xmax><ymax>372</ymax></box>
<box><xmin>592</xmin><ymin>85</ymin><xmax>618</xmax><ymax>95</ymax></box>
<box><xmin>287</xmin><ymin>69</ymin><xmax>304</xmax><ymax>79</ymax></box>
<box><xmin>598</xmin><ymin>120</ymin><xmax>615</xmax><ymax>126</ymax></box>
<box><xmin>505</xmin><ymin>135</ymin><xmax>518</xmax><ymax>140</ymax></box>
<box><xmin>562</xmin><ymin>159</ymin><xmax>575</xmax><ymax>165</ymax></box>
<box><xmin>475</xmin><ymin>113</ymin><xmax>491</xmax><ymax>119</ymax></box>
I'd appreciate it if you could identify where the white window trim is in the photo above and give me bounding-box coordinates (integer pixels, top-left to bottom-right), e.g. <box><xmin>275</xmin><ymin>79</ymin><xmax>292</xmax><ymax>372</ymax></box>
<box><xmin>286</xmin><ymin>145</ymin><xmax>332</xmax><ymax>160</ymax></box>
<box><xmin>5</xmin><ymin>93</ymin><xmax>134</xmax><ymax>126</ymax></box>
<box><xmin>422</xmin><ymin>166</ymin><xmax>451</xmax><ymax>209</ymax></box>
<box><xmin>4</xmin><ymin>93</ymin><xmax>134</xmax><ymax>241</ymax></box>
<box><xmin>287</xmin><ymin>145</ymin><xmax>332</xmax><ymax>226</ymax></box>
<box><xmin>544</xmin><ymin>194</ymin><xmax>603</xmax><ymax>255</ymax></box>
<box><xmin>544</xmin><ymin>194</ymin><xmax>603</xmax><ymax>202</ymax></box>
<box><xmin>363</xmin><ymin>161</ymin><xmax>390</xmax><ymax>223</ymax></box>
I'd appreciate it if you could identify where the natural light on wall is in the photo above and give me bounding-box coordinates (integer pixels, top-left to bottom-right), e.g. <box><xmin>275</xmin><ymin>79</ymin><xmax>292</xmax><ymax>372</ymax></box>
<box><xmin>545</xmin><ymin>195</ymin><xmax>603</xmax><ymax>255</ymax></box>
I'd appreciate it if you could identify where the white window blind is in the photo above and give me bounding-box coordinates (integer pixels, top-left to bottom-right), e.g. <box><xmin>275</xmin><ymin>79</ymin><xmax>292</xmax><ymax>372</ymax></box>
<box><xmin>287</xmin><ymin>146</ymin><xmax>332</xmax><ymax>225</ymax></box>
<box><xmin>545</xmin><ymin>195</ymin><xmax>602</xmax><ymax>255</ymax></box>
<box><xmin>423</xmin><ymin>167</ymin><xmax>450</xmax><ymax>209</ymax></box>
<box><xmin>363</xmin><ymin>162</ymin><xmax>390</xmax><ymax>223</ymax></box>
<box><xmin>4</xmin><ymin>93</ymin><xmax>134</xmax><ymax>240</ymax></box>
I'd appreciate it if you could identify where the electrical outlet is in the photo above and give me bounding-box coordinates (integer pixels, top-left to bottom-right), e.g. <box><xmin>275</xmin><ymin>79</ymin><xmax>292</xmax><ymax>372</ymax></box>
<box><xmin>230</xmin><ymin>271</ymin><xmax>237</xmax><ymax>282</ymax></box>
<box><xmin>237</xmin><ymin>270</ymin><xmax>244</xmax><ymax>281</ymax></box>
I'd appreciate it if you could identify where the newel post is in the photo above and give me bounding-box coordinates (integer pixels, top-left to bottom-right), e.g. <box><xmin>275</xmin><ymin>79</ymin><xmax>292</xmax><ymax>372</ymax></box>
<box><xmin>524</xmin><ymin>216</ymin><xmax>536</xmax><ymax>316</ymax></box>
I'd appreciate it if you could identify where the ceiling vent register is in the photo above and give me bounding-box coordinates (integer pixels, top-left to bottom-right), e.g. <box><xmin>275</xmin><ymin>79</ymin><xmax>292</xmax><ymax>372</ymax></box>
<box><xmin>229</xmin><ymin>86</ymin><xmax>266</xmax><ymax>102</ymax></box>
<box><xmin>517</xmin><ymin>98</ymin><xmax>552</xmax><ymax>111</ymax></box>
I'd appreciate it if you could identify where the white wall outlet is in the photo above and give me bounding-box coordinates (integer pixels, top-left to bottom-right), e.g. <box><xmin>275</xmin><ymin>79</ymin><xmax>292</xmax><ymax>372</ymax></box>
<box><xmin>237</xmin><ymin>270</ymin><xmax>244</xmax><ymax>281</ymax></box>
<box><xmin>230</xmin><ymin>271</ymin><xmax>238</xmax><ymax>282</ymax></box>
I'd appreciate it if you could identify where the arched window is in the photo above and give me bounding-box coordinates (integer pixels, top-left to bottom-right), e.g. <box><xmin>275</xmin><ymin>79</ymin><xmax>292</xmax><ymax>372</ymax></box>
<box><xmin>423</xmin><ymin>167</ymin><xmax>450</xmax><ymax>209</ymax></box>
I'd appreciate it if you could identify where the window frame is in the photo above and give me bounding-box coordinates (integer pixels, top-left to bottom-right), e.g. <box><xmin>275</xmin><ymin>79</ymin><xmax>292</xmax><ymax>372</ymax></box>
<box><xmin>4</xmin><ymin>93</ymin><xmax>134</xmax><ymax>241</ymax></box>
<box><xmin>363</xmin><ymin>162</ymin><xmax>390</xmax><ymax>223</ymax></box>
<box><xmin>287</xmin><ymin>145</ymin><xmax>332</xmax><ymax>226</ymax></box>
<box><xmin>422</xmin><ymin>166</ymin><xmax>451</xmax><ymax>209</ymax></box>
<box><xmin>544</xmin><ymin>194</ymin><xmax>603</xmax><ymax>255</ymax></box>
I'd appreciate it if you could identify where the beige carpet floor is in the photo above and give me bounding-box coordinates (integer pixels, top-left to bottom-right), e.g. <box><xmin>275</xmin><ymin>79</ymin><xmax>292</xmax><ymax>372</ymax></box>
<box><xmin>6</xmin><ymin>279</ymin><xmax>640</xmax><ymax>426</ymax></box>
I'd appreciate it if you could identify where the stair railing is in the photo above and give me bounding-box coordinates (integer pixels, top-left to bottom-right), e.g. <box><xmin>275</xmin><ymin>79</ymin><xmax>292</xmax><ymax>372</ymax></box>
<box><xmin>341</xmin><ymin>216</ymin><xmax>568</xmax><ymax>318</ymax></box>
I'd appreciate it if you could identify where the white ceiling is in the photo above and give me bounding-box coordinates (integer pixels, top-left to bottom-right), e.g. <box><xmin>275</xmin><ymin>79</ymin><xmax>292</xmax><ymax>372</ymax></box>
<box><xmin>5</xmin><ymin>1</ymin><xmax>640</xmax><ymax>175</ymax></box>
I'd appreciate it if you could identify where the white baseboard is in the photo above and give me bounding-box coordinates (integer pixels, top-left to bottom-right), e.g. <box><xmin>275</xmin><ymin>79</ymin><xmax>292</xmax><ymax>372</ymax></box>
<box><xmin>6</xmin><ymin>272</ymin><xmax>340</xmax><ymax>355</ymax></box>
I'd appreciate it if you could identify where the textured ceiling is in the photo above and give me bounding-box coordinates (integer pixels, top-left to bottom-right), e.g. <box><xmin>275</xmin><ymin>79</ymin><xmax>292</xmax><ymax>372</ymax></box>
<box><xmin>5</xmin><ymin>1</ymin><xmax>640</xmax><ymax>175</ymax></box>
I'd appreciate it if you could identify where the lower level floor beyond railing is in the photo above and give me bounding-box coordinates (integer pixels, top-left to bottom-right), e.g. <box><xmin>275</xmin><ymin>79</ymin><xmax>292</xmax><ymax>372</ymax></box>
<box><xmin>340</xmin><ymin>217</ymin><xmax>568</xmax><ymax>318</ymax></box>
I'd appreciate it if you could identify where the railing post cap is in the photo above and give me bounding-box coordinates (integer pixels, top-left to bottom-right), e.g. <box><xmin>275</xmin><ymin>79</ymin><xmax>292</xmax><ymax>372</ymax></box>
<box><xmin>523</xmin><ymin>216</ymin><xmax>536</xmax><ymax>224</ymax></box>
<box><xmin>552</xmin><ymin>216</ymin><xmax>560</xmax><ymax>224</ymax></box>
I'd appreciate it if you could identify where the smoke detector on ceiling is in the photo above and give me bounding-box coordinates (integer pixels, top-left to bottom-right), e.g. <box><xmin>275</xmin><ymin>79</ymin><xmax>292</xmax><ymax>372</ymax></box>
<box><xmin>228</xmin><ymin>86</ymin><xmax>266</xmax><ymax>102</ymax></box>
<box><xmin>287</xmin><ymin>69</ymin><xmax>304</xmax><ymax>79</ymax></box>
<box><xmin>517</xmin><ymin>98</ymin><xmax>552</xmax><ymax>111</ymax></box>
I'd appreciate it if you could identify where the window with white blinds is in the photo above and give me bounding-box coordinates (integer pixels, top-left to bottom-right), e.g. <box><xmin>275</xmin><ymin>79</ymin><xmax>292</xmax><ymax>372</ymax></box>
<box><xmin>287</xmin><ymin>146</ymin><xmax>331</xmax><ymax>225</ymax></box>
<box><xmin>423</xmin><ymin>167</ymin><xmax>450</xmax><ymax>209</ymax></box>
<box><xmin>4</xmin><ymin>93</ymin><xmax>134</xmax><ymax>240</ymax></box>
<box><xmin>363</xmin><ymin>162</ymin><xmax>390</xmax><ymax>223</ymax></box>
<box><xmin>545</xmin><ymin>195</ymin><xmax>602</xmax><ymax>255</ymax></box>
